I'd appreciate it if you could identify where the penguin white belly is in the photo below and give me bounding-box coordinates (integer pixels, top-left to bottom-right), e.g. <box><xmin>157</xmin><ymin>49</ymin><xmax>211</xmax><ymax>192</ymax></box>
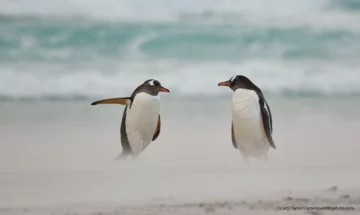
<box><xmin>125</xmin><ymin>93</ymin><xmax>160</xmax><ymax>155</ymax></box>
<box><xmin>232</xmin><ymin>89</ymin><xmax>268</xmax><ymax>158</ymax></box>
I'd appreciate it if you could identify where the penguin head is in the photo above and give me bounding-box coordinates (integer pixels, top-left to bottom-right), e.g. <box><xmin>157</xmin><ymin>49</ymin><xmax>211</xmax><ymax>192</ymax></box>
<box><xmin>218</xmin><ymin>75</ymin><xmax>260</xmax><ymax>92</ymax></box>
<box><xmin>135</xmin><ymin>79</ymin><xmax>170</xmax><ymax>96</ymax></box>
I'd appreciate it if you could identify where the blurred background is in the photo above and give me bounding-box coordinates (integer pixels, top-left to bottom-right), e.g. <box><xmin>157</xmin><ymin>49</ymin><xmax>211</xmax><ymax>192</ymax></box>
<box><xmin>0</xmin><ymin>0</ymin><xmax>360</xmax><ymax>100</ymax></box>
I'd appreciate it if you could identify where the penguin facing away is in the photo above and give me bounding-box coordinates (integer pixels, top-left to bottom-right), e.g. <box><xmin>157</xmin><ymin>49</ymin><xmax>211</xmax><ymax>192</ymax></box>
<box><xmin>91</xmin><ymin>79</ymin><xmax>170</xmax><ymax>159</ymax></box>
<box><xmin>218</xmin><ymin>75</ymin><xmax>276</xmax><ymax>161</ymax></box>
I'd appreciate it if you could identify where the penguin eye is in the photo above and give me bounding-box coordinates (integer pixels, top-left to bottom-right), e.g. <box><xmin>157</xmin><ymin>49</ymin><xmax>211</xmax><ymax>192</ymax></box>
<box><xmin>230</xmin><ymin>76</ymin><xmax>236</xmax><ymax>83</ymax></box>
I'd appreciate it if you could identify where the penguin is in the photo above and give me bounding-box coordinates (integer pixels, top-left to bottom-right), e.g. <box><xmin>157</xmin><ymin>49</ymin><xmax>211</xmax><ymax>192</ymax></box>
<box><xmin>91</xmin><ymin>79</ymin><xmax>170</xmax><ymax>159</ymax></box>
<box><xmin>218</xmin><ymin>75</ymin><xmax>276</xmax><ymax>161</ymax></box>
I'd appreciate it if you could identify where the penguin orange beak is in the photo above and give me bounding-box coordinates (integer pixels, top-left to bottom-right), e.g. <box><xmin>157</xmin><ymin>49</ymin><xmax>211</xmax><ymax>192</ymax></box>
<box><xmin>218</xmin><ymin>81</ymin><xmax>230</xmax><ymax>87</ymax></box>
<box><xmin>157</xmin><ymin>86</ymin><xmax>170</xmax><ymax>93</ymax></box>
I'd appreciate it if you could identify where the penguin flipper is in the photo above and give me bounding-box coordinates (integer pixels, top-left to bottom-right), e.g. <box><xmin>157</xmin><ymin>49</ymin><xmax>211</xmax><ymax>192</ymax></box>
<box><xmin>91</xmin><ymin>97</ymin><xmax>131</xmax><ymax>106</ymax></box>
<box><xmin>152</xmin><ymin>115</ymin><xmax>161</xmax><ymax>141</ymax></box>
<box><xmin>231</xmin><ymin>122</ymin><xmax>238</xmax><ymax>149</ymax></box>
<box><xmin>258</xmin><ymin>98</ymin><xmax>276</xmax><ymax>149</ymax></box>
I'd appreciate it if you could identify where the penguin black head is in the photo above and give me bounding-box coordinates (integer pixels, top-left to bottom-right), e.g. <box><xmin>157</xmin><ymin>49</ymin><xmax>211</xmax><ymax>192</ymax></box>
<box><xmin>218</xmin><ymin>75</ymin><xmax>262</xmax><ymax>93</ymax></box>
<box><xmin>133</xmin><ymin>79</ymin><xmax>170</xmax><ymax>97</ymax></box>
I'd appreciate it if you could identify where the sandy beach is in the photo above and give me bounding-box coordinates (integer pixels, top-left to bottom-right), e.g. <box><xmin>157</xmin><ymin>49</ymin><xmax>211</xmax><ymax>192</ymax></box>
<box><xmin>0</xmin><ymin>97</ymin><xmax>359</xmax><ymax>214</ymax></box>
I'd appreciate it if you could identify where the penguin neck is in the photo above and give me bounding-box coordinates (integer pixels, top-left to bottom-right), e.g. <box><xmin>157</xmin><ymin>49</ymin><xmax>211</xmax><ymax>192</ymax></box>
<box><xmin>130</xmin><ymin>92</ymin><xmax>160</xmax><ymax>109</ymax></box>
<box><xmin>231</xmin><ymin>84</ymin><xmax>262</xmax><ymax>96</ymax></box>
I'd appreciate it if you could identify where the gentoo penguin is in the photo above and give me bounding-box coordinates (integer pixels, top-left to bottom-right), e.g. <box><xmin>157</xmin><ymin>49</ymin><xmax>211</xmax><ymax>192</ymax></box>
<box><xmin>218</xmin><ymin>75</ymin><xmax>276</xmax><ymax>161</ymax></box>
<box><xmin>91</xmin><ymin>79</ymin><xmax>170</xmax><ymax>159</ymax></box>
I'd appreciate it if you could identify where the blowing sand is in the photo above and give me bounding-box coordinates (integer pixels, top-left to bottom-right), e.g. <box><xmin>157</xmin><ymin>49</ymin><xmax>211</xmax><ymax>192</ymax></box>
<box><xmin>0</xmin><ymin>98</ymin><xmax>359</xmax><ymax>214</ymax></box>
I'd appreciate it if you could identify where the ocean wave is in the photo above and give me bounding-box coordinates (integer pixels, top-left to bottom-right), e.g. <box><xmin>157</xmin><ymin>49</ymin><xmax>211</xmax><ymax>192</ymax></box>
<box><xmin>0</xmin><ymin>22</ymin><xmax>359</xmax><ymax>62</ymax></box>
<box><xmin>0</xmin><ymin>60</ymin><xmax>360</xmax><ymax>100</ymax></box>
<box><xmin>0</xmin><ymin>0</ymin><xmax>359</xmax><ymax>100</ymax></box>
<box><xmin>330</xmin><ymin>0</ymin><xmax>360</xmax><ymax>11</ymax></box>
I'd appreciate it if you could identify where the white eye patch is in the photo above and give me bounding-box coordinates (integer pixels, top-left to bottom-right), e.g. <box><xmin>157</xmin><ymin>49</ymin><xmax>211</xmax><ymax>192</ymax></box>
<box><xmin>148</xmin><ymin>80</ymin><xmax>155</xmax><ymax>86</ymax></box>
<box><xmin>230</xmin><ymin>76</ymin><xmax>236</xmax><ymax>83</ymax></box>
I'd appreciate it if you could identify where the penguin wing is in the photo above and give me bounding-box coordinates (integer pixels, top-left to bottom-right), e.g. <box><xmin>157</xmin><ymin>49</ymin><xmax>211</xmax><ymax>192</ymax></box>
<box><xmin>231</xmin><ymin>122</ymin><xmax>238</xmax><ymax>149</ymax></box>
<box><xmin>258</xmin><ymin>96</ymin><xmax>276</xmax><ymax>149</ymax></box>
<box><xmin>91</xmin><ymin>97</ymin><xmax>131</xmax><ymax>106</ymax></box>
<box><xmin>152</xmin><ymin>115</ymin><xmax>161</xmax><ymax>141</ymax></box>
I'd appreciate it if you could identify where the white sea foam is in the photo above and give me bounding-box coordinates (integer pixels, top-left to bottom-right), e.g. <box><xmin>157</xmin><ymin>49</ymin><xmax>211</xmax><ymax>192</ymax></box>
<box><xmin>0</xmin><ymin>59</ymin><xmax>359</xmax><ymax>100</ymax></box>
